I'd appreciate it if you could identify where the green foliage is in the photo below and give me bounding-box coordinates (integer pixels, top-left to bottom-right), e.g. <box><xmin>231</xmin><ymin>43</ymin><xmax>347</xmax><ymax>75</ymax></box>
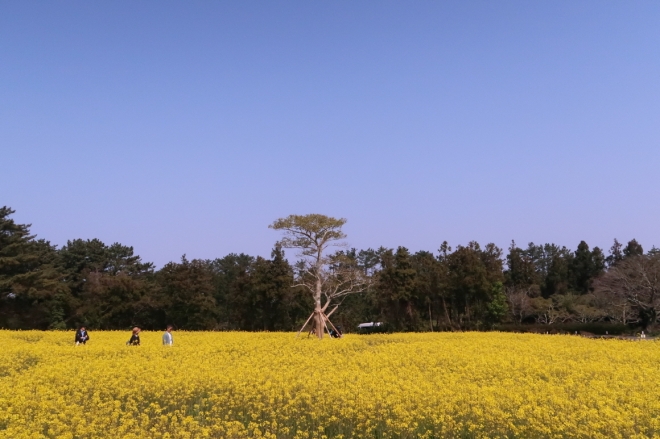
<box><xmin>505</xmin><ymin>241</ymin><xmax>539</xmax><ymax>288</ymax></box>
<box><xmin>251</xmin><ymin>245</ymin><xmax>302</xmax><ymax>331</ymax></box>
<box><xmin>486</xmin><ymin>282</ymin><xmax>508</xmax><ymax>325</ymax></box>
<box><xmin>376</xmin><ymin>247</ymin><xmax>418</xmax><ymax>331</ymax></box>
<box><xmin>623</xmin><ymin>239</ymin><xmax>644</xmax><ymax>258</ymax></box>
<box><xmin>0</xmin><ymin>207</ymin><xmax>70</xmax><ymax>329</ymax></box>
<box><xmin>269</xmin><ymin>214</ymin><xmax>346</xmax><ymax>257</ymax></box>
<box><xmin>156</xmin><ymin>256</ymin><xmax>217</xmax><ymax>330</ymax></box>
<box><xmin>59</xmin><ymin>238</ymin><xmax>155</xmax><ymax>329</ymax></box>
<box><xmin>570</xmin><ymin>241</ymin><xmax>605</xmax><ymax>294</ymax></box>
<box><xmin>606</xmin><ymin>239</ymin><xmax>624</xmax><ymax>267</ymax></box>
<box><xmin>2</xmin><ymin>206</ymin><xmax>658</xmax><ymax>332</ymax></box>
<box><xmin>446</xmin><ymin>241</ymin><xmax>503</xmax><ymax>327</ymax></box>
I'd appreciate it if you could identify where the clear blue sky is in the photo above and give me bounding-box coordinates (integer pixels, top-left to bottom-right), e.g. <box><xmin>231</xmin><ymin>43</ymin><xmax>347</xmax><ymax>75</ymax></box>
<box><xmin>2</xmin><ymin>2</ymin><xmax>659</xmax><ymax>266</ymax></box>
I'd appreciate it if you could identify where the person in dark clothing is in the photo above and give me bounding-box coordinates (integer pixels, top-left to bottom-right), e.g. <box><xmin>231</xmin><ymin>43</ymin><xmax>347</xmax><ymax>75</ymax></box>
<box><xmin>75</xmin><ymin>326</ymin><xmax>90</xmax><ymax>345</ymax></box>
<box><xmin>126</xmin><ymin>327</ymin><xmax>141</xmax><ymax>346</ymax></box>
<box><xmin>329</xmin><ymin>325</ymin><xmax>343</xmax><ymax>338</ymax></box>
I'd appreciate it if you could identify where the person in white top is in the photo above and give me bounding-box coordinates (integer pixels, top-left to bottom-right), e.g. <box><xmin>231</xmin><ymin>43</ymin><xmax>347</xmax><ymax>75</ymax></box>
<box><xmin>162</xmin><ymin>325</ymin><xmax>174</xmax><ymax>346</ymax></box>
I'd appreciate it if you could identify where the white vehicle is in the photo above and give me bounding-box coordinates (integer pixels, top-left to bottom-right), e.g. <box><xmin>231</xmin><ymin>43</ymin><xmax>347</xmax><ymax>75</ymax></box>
<box><xmin>357</xmin><ymin>322</ymin><xmax>383</xmax><ymax>328</ymax></box>
<box><xmin>357</xmin><ymin>322</ymin><xmax>386</xmax><ymax>333</ymax></box>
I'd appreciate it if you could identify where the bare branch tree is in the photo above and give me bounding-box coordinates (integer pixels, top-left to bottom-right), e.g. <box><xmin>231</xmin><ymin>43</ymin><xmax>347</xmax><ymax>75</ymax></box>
<box><xmin>593</xmin><ymin>254</ymin><xmax>660</xmax><ymax>329</ymax></box>
<box><xmin>570</xmin><ymin>293</ymin><xmax>606</xmax><ymax>324</ymax></box>
<box><xmin>504</xmin><ymin>286</ymin><xmax>535</xmax><ymax>324</ymax></box>
<box><xmin>531</xmin><ymin>297</ymin><xmax>567</xmax><ymax>325</ymax></box>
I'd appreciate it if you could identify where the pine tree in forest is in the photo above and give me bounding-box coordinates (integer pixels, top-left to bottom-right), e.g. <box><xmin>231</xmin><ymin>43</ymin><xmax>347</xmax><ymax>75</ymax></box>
<box><xmin>377</xmin><ymin>247</ymin><xmax>418</xmax><ymax>331</ymax></box>
<box><xmin>623</xmin><ymin>239</ymin><xmax>644</xmax><ymax>258</ymax></box>
<box><xmin>0</xmin><ymin>206</ymin><xmax>67</xmax><ymax>329</ymax></box>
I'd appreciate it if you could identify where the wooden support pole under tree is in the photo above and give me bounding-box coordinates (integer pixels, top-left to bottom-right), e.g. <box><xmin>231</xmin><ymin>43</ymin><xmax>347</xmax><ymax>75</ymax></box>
<box><xmin>325</xmin><ymin>305</ymin><xmax>339</xmax><ymax>319</ymax></box>
<box><xmin>296</xmin><ymin>312</ymin><xmax>316</xmax><ymax>338</ymax></box>
<box><xmin>297</xmin><ymin>310</ymin><xmax>343</xmax><ymax>339</ymax></box>
<box><xmin>322</xmin><ymin>312</ymin><xmax>341</xmax><ymax>336</ymax></box>
<box><xmin>325</xmin><ymin>296</ymin><xmax>348</xmax><ymax>319</ymax></box>
<box><xmin>322</xmin><ymin>315</ymin><xmax>332</xmax><ymax>337</ymax></box>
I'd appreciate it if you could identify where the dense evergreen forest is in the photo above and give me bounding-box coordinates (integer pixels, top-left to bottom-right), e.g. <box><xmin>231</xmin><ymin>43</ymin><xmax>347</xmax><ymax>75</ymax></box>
<box><xmin>1</xmin><ymin>206</ymin><xmax>659</xmax><ymax>332</ymax></box>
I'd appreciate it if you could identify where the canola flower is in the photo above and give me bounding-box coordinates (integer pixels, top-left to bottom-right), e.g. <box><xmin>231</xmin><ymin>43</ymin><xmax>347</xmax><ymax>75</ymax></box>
<box><xmin>0</xmin><ymin>331</ymin><xmax>658</xmax><ymax>439</ymax></box>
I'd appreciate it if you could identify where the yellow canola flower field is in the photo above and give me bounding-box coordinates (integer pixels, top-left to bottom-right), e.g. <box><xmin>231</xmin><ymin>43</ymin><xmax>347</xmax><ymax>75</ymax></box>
<box><xmin>0</xmin><ymin>331</ymin><xmax>659</xmax><ymax>439</ymax></box>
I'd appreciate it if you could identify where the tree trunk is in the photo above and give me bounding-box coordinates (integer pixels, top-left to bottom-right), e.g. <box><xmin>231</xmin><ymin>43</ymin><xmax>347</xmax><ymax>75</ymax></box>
<box><xmin>428</xmin><ymin>302</ymin><xmax>433</xmax><ymax>332</ymax></box>
<box><xmin>314</xmin><ymin>276</ymin><xmax>323</xmax><ymax>339</ymax></box>
<box><xmin>442</xmin><ymin>296</ymin><xmax>452</xmax><ymax>327</ymax></box>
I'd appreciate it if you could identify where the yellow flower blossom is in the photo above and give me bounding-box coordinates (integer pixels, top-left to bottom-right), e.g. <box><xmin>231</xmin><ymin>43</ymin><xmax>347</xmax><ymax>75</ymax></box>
<box><xmin>0</xmin><ymin>331</ymin><xmax>658</xmax><ymax>438</ymax></box>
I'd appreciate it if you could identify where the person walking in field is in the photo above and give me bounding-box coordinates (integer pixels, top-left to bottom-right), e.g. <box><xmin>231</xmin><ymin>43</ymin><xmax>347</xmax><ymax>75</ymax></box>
<box><xmin>75</xmin><ymin>326</ymin><xmax>89</xmax><ymax>345</ymax></box>
<box><xmin>126</xmin><ymin>327</ymin><xmax>141</xmax><ymax>346</ymax></box>
<box><xmin>162</xmin><ymin>325</ymin><xmax>174</xmax><ymax>346</ymax></box>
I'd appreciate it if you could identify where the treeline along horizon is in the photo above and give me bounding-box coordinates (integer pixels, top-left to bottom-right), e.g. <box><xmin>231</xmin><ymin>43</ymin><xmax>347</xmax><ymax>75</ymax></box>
<box><xmin>1</xmin><ymin>206</ymin><xmax>659</xmax><ymax>332</ymax></box>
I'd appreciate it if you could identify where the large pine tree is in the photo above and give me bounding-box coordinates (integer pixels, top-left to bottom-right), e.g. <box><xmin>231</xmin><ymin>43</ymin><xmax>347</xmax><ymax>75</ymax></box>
<box><xmin>0</xmin><ymin>206</ymin><xmax>66</xmax><ymax>329</ymax></box>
